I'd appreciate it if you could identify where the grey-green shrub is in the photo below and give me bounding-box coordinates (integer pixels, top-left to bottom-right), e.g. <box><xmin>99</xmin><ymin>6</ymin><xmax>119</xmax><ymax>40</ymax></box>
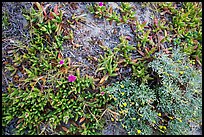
<box><xmin>148</xmin><ymin>48</ymin><xmax>202</xmax><ymax>135</ymax></box>
<box><xmin>105</xmin><ymin>79</ymin><xmax>158</xmax><ymax>135</ymax></box>
<box><xmin>105</xmin><ymin>48</ymin><xmax>202</xmax><ymax>135</ymax></box>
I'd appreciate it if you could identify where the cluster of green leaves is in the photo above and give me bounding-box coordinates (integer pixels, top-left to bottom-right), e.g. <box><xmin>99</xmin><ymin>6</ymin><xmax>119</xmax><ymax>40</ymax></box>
<box><xmin>96</xmin><ymin>44</ymin><xmax>119</xmax><ymax>84</ymax></box>
<box><xmin>120</xmin><ymin>3</ymin><xmax>136</xmax><ymax>22</ymax></box>
<box><xmin>105</xmin><ymin>48</ymin><xmax>202</xmax><ymax>135</ymax></box>
<box><xmin>158</xmin><ymin>2</ymin><xmax>202</xmax><ymax>64</ymax></box>
<box><xmin>2</xmin><ymin>2</ymin><xmax>110</xmax><ymax>135</ymax></box>
<box><xmin>44</xmin><ymin>72</ymin><xmax>110</xmax><ymax>135</ymax></box>
<box><xmin>116</xmin><ymin>36</ymin><xmax>153</xmax><ymax>83</ymax></box>
<box><xmin>2</xmin><ymin>84</ymin><xmax>49</xmax><ymax>134</ymax></box>
<box><xmin>88</xmin><ymin>2</ymin><xmax>136</xmax><ymax>25</ymax></box>
<box><xmin>96</xmin><ymin>36</ymin><xmax>152</xmax><ymax>84</ymax></box>
<box><xmin>88</xmin><ymin>2</ymin><xmax>163</xmax><ymax>84</ymax></box>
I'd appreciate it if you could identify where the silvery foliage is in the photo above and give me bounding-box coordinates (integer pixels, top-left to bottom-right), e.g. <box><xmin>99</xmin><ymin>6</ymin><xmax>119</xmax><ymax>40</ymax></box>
<box><xmin>148</xmin><ymin>48</ymin><xmax>202</xmax><ymax>135</ymax></box>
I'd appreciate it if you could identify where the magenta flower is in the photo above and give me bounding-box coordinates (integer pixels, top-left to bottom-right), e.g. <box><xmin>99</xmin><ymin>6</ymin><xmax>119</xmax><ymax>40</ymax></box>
<box><xmin>101</xmin><ymin>91</ymin><xmax>105</xmax><ymax>95</ymax></box>
<box><xmin>59</xmin><ymin>60</ymin><xmax>64</xmax><ymax>65</ymax></box>
<box><xmin>68</xmin><ymin>75</ymin><xmax>77</xmax><ymax>82</ymax></box>
<box><xmin>99</xmin><ymin>2</ymin><xmax>103</xmax><ymax>6</ymax></box>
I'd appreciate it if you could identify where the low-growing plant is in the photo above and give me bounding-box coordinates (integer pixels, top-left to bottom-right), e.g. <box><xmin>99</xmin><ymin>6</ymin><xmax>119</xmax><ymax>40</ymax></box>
<box><xmin>2</xmin><ymin>2</ymin><xmax>111</xmax><ymax>135</ymax></box>
<box><xmin>116</xmin><ymin>36</ymin><xmax>136</xmax><ymax>66</ymax></box>
<box><xmin>96</xmin><ymin>45</ymin><xmax>119</xmax><ymax>84</ymax></box>
<box><xmin>88</xmin><ymin>2</ymin><xmax>136</xmax><ymax>25</ymax></box>
<box><xmin>105</xmin><ymin>79</ymin><xmax>158</xmax><ymax>135</ymax></box>
<box><xmin>157</xmin><ymin>2</ymin><xmax>202</xmax><ymax>64</ymax></box>
<box><xmin>2</xmin><ymin>11</ymin><xmax>10</xmax><ymax>29</ymax></box>
<box><xmin>96</xmin><ymin>35</ymin><xmax>153</xmax><ymax>84</ymax></box>
<box><xmin>106</xmin><ymin>10</ymin><xmax>121</xmax><ymax>24</ymax></box>
<box><xmin>116</xmin><ymin>36</ymin><xmax>153</xmax><ymax>84</ymax></box>
<box><xmin>87</xmin><ymin>2</ymin><xmax>107</xmax><ymax>19</ymax></box>
<box><xmin>105</xmin><ymin>48</ymin><xmax>202</xmax><ymax>135</ymax></box>
<box><xmin>120</xmin><ymin>2</ymin><xmax>136</xmax><ymax>24</ymax></box>
<box><xmin>148</xmin><ymin>48</ymin><xmax>202</xmax><ymax>135</ymax></box>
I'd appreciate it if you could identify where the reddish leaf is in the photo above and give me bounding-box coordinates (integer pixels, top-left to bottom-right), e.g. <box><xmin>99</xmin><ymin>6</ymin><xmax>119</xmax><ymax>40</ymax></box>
<box><xmin>60</xmin><ymin>67</ymin><xmax>68</xmax><ymax>74</ymax></box>
<box><xmin>109</xmin><ymin>20</ymin><xmax>113</xmax><ymax>25</ymax></box>
<box><xmin>125</xmin><ymin>35</ymin><xmax>132</xmax><ymax>41</ymax></box>
<box><xmin>142</xmin><ymin>21</ymin><xmax>147</xmax><ymax>25</ymax></box>
<box><xmin>163</xmin><ymin>7</ymin><xmax>168</xmax><ymax>11</ymax></box>
<box><xmin>154</xmin><ymin>18</ymin><xmax>158</xmax><ymax>27</ymax></box>
<box><xmin>99</xmin><ymin>75</ymin><xmax>109</xmax><ymax>84</ymax></box>
<box><xmin>62</xmin><ymin>126</ymin><xmax>68</xmax><ymax>132</ymax></box>
<box><xmin>145</xmin><ymin>47</ymin><xmax>150</xmax><ymax>52</ymax></box>
<box><xmin>109</xmin><ymin>7</ymin><xmax>113</xmax><ymax>14</ymax></box>
<box><xmin>49</xmin><ymin>12</ymin><xmax>54</xmax><ymax>20</ymax></box>
<box><xmin>158</xmin><ymin>35</ymin><xmax>164</xmax><ymax>43</ymax></box>
<box><xmin>54</xmin><ymin>4</ymin><xmax>59</xmax><ymax>15</ymax></box>
<box><xmin>3</xmin><ymin>61</ymin><xmax>9</xmax><ymax>65</ymax></box>
<box><xmin>79</xmin><ymin>117</ymin><xmax>86</xmax><ymax>124</ymax></box>
<box><xmin>93</xmin><ymin>57</ymin><xmax>98</xmax><ymax>62</ymax></box>
<box><xmin>42</xmin><ymin>4</ymin><xmax>51</xmax><ymax>17</ymax></box>
<box><xmin>41</xmin><ymin>5</ymin><xmax>46</xmax><ymax>16</ymax></box>
<box><xmin>117</xmin><ymin>59</ymin><xmax>125</xmax><ymax>64</ymax></box>
<box><xmin>148</xmin><ymin>35</ymin><xmax>153</xmax><ymax>41</ymax></box>
<box><xmin>70</xmin><ymin>2</ymin><xmax>78</xmax><ymax>10</ymax></box>
<box><xmin>58</xmin><ymin>52</ymin><xmax>62</xmax><ymax>59</ymax></box>
<box><xmin>71</xmin><ymin>120</ymin><xmax>78</xmax><ymax>127</ymax></box>
<box><xmin>194</xmin><ymin>45</ymin><xmax>198</xmax><ymax>50</ymax></box>
<box><xmin>131</xmin><ymin>59</ymin><xmax>137</xmax><ymax>63</ymax></box>
<box><xmin>17</xmin><ymin>119</ymin><xmax>24</xmax><ymax>124</ymax></box>
<box><xmin>195</xmin><ymin>56</ymin><xmax>202</xmax><ymax>66</ymax></box>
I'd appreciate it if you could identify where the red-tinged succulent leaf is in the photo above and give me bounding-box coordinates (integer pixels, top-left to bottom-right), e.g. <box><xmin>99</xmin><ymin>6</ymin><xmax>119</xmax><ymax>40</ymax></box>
<box><xmin>195</xmin><ymin>56</ymin><xmax>202</xmax><ymax>66</ymax></box>
<box><xmin>142</xmin><ymin>21</ymin><xmax>147</xmax><ymax>26</ymax></box>
<box><xmin>62</xmin><ymin>126</ymin><xmax>68</xmax><ymax>132</ymax></box>
<box><xmin>54</xmin><ymin>4</ymin><xmax>59</xmax><ymax>15</ymax></box>
<box><xmin>70</xmin><ymin>120</ymin><xmax>78</xmax><ymax>127</ymax></box>
<box><xmin>79</xmin><ymin>117</ymin><xmax>86</xmax><ymax>124</ymax></box>
<box><xmin>109</xmin><ymin>6</ymin><xmax>113</xmax><ymax>14</ymax></box>
<box><xmin>42</xmin><ymin>4</ymin><xmax>51</xmax><ymax>17</ymax></box>
<box><xmin>125</xmin><ymin>35</ymin><xmax>132</xmax><ymax>41</ymax></box>
<box><xmin>99</xmin><ymin>75</ymin><xmax>109</xmax><ymax>84</ymax></box>
<box><xmin>154</xmin><ymin>18</ymin><xmax>158</xmax><ymax>27</ymax></box>
<box><xmin>17</xmin><ymin>119</ymin><xmax>24</xmax><ymax>124</ymax></box>
<box><xmin>137</xmin><ymin>50</ymin><xmax>145</xmax><ymax>57</ymax></box>
<box><xmin>109</xmin><ymin>20</ymin><xmax>113</xmax><ymax>25</ymax></box>
<box><xmin>194</xmin><ymin>45</ymin><xmax>198</xmax><ymax>50</ymax></box>
<box><xmin>145</xmin><ymin>47</ymin><xmax>150</xmax><ymax>52</ymax></box>
<box><xmin>49</xmin><ymin>12</ymin><xmax>54</xmax><ymax>20</ymax></box>
<box><xmin>58</xmin><ymin>52</ymin><xmax>62</xmax><ymax>59</ymax></box>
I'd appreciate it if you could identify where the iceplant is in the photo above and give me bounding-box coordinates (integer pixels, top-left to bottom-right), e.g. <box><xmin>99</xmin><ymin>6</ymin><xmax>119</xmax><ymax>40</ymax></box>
<box><xmin>99</xmin><ymin>2</ymin><xmax>104</xmax><ymax>6</ymax></box>
<box><xmin>68</xmin><ymin>75</ymin><xmax>77</xmax><ymax>82</ymax></box>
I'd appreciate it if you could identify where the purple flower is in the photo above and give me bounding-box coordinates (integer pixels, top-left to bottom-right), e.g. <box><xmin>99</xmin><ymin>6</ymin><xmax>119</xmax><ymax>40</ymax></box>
<box><xmin>68</xmin><ymin>75</ymin><xmax>77</xmax><ymax>82</ymax></box>
<box><xmin>99</xmin><ymin>2</ymin><xmax>103</xmax><ymax>6</ymax></box>
<box><xmin>59</xmin><ymin>60</ymin><xmax>64</xmax><ymax>65</ymax></box>
<box><xmin>101</xmin><ymin>91</ymin><xmax>105</xmax><ymax>95</ymax></box>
